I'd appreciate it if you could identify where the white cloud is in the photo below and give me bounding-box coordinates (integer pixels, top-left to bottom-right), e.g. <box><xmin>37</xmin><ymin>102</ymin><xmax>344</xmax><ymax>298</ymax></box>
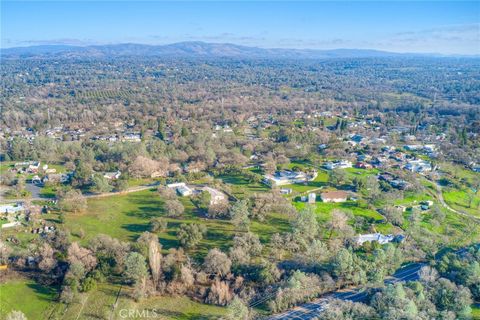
<box><xmin>378</xmin><ymin>23</ymin><xmax>480</xmax><ymax>55</ymax></box>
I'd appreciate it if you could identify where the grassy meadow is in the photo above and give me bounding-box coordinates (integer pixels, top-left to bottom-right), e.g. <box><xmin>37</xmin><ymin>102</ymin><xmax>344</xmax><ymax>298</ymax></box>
<box><xmin>0</xmin><ymin>277</ymin><xmax>226</xmax><ymax>320</ymax></box>
<box><xmin>65</xmin><ymin>188</ymin><xmax>290</xmax><ymax>259</ymax></box>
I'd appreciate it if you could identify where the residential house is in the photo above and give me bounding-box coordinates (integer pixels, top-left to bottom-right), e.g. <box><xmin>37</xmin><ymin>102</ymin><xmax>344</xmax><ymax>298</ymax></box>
<box><xmin>378</xmin><ymin>173</ymin><xmax>409</xmax><ymax>190</ymax></box>
<box><xmin>121</xmin><ymin>133</ymin><xmax>141</xmax><ymax>142</ymax></box>
<box><xmin>32</xmin><ymin>175</ymin><xmax>42</xmax><ymax>184</ymax></box>
<box><xmin>404</xmin><ymin>145</ymin><xmax>423</xmax><ymax>151</ymax></box>
<box><xmin>177</xmin><ymin>185</ymin><xmax>193</xmax><ymax>196</ymax></box>
<box><xmin>378</xmin><ymin>173</ymin><xmax>395</xmax><ymax>182</ymax></box>
<box><xmin>323</xmin><ymin>160</ymin><xmax>352</xmax><ymax>170</ymax></box>
<box><xmin>356</xmin><ymin>233</ymin><xmax>395</xmax><ymax>245</ymax></box>
<box><xmin>14</xmin><ymin>161</ymin><xmax>40</xmax><ymax>173</ymax></box>
<box><xmin>264</xmin><ymin>170</ymin><xmax>314</xmax><ymax>187</ymax></box>
<box><xmin>28</xmin><ymin>161</ymin><xmax>41</xmax><ymax>173</ymax></box>
<box><xmin>104</xmin><ymin>171</ymin><xmax>122</xmax><ymax>180</ymax></box>
<box><xmin>370</xmin><ymin>137</ymin><xmax>387</xmax><ymax>145</ymax></box>
<box><xmin>404</xmin><ymin>160</ymin><xmax>432</xmax><ymax>173</ymax></box>
<box><xmin>320</xmin><ymin>190</ymin><xmax>348</xmax><ymax>203</ymax></box>
<box><xmin>471</xmin><ymin>163</ymin><xmax>480</xmax><ymax>173</ymax></box>
<box><xmin>349</xmin><ymin>134</ymin><xmax>364</xmax><ymax>144</ymax></box>
<box><xmin>390</xmin><ymin>152</ymin><xmax>406</xmax><ymax>162</ymax></box>
<box><xmin>420</xmin><ymin>201</ymin><xmax>434</xmax><ymax>210</ymax></box>
<box><xmin>390</xmin><ymin>179</ymin><xmax>409</xmax><ymax>190</ymax></box>
<box><xmin>167</xmin><ymin>182</ymin><xmax>187</xmax><ymax>189</ymax></box>
<box><xmin>0</xmin><ymin>203</ymin><xmax>25</xmax><ymax>214</ymax></box>
<box><xmin>318</xmin><ymin>144</ymin><xmax>328</xmax><ymax>150</ymax></box>
<box><xmin>402</xmin><ymin>134</ymin><xmax>417</xmax><ymax>142</ymax></box>
<box><xmin>355</xmin><ymin>162</ymin><xmax>372</xmax><ymax>169</ymax></box>
<box><xmin>280</xmin><ymin>188</ymin><xmax>292</xmax><ymax>195</ymax></box>
<box><xmin>423</xmin><ymin>145</ymin><xmax>436</xmax><ymax>153</ymax></box>
<box><xmin>43</xmin><ymin>173</ymin><xmax>70</xmax><ymax>184</ymax></box>
<box><xmin>371</xmin><ymin>156</ymin><xmax>388</xmax><ymax>168</ymax></box>
<box><xmin>167</xmin><ymin>182</ymin><xmax>193</xmax><ymax>197</ymax></box>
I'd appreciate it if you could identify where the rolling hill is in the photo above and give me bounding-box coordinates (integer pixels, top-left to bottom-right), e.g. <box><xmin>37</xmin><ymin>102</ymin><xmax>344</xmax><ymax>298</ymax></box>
<box><xmin>1</xmin><ymin>41</ymin><xmax>415</xmax><ymax>59</ymax></box>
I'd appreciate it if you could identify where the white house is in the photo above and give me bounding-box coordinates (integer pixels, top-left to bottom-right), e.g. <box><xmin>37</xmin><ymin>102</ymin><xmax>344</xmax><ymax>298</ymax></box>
<box><xmin>104</xmin><ymin>171</ymin><xmax>122</xmax><ymax>180</ymax></box>
<box><xmin>423</xmin><ymin>144</ymin><xmax>436</xmax><ymax>153</ymax></box>
<box><xmin>43</xmin><ymin>173</ymin><xmax>70</xmax><ymax>184</ymax></box>
<box><xmin>356</xmin><ymin>233</ymin><xmax>395</xmax><ymax>245</ymax></box>
<box><xmin>122</xmin><ymin>133</ymin><xmax>141</xmax><ymax>142</ymax></box>
<box><xmin>370</xmin><ymin>138</ymin><xmax>387</xmax><ymax>145</ymax></box>
<box><xmin>264</xmin><ymin>170</ymin><xmax>311</xmax><ymax>187</ymax></box>
<box><xmin>323</xmin><ymin>160</ymin><xmax>352</xmax><ymax>170</ymax></box>
<box><xmin>404</xmin><ymin>160</ymin><xmax>432</xmax><ymax>173</ymax></box>
<box><xmin>308</xmin><ymin>193</ymin><xmax>316</xmax><ymax>204</ymax></box>
<box><xmin>0</xmin><ymin>203</ymin><xmax>25</xmax><ymax>214</ymax></box>
<box><xmin>167</xmin><ymin>182</ymin><xmax>193</xmax><ymax>196</ymax></box>
<box><xmin>403</xmin><ymin>135</ymin><xmax>417</xmax><ymax>142</ymax></box>
<box><xmin>28</xmin><ymin>161</ymin><xmax>41</xmax><ymax>173</ymax></box>
<box><xmin>32</xmin><ymin>175</ymin><xmax>42</xmax><ymax>184</ymax></box>
<box><xmin>280</xmin><ymin>188</ymin><xmax>292</xmax><ymax>195</ymax></box>
<box><xmin>320</xmin><ymin>191</ymin><xmax>348</xmax><ymax>203</ymax></box>
<box><xmin>404</xmin><ymin>145</ymin><xmax>423</xmax><ymax>151</ymax></box>
<box><xmin>177</xmin><ymin>185</ymin><xmax>193</xmax><ymax>196</ymax></box>
<box><xmin>167</xmin><ymin>182</ymin><xmax>187</xmax><ymax>189</ymax></box>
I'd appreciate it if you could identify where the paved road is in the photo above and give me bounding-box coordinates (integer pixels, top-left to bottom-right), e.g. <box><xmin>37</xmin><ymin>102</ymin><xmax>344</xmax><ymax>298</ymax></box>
<box><xmin>25</xmin><ymin>183</ymin><xmax>42</xmax><ymax>198</ymax></box>
<box><xmin>268</xmin><ymin>244</ymin><xmax>479</xmax><ymax>320</ymax></box>
<box><xmin>0</xmin><ymin>182</ymin><xmax>160</xmax><ymax>202</ymax></box>
<box><xmin>268</xmin><ymin>263</ymin><xmax>425</xmax><ymax>320</ymax></box>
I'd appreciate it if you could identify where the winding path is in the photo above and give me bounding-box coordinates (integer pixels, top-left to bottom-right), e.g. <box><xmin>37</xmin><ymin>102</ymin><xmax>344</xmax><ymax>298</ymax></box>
<box><xmin>430</xmin><ymin>181</ymin><xmax>480</xmax><ymax>222</ymax></box>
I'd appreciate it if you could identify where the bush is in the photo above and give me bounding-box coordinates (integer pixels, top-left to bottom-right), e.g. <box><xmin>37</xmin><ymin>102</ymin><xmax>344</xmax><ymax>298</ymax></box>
<box><xmin>149</xmin><ymin>217</ymin><xmax>168</xmax><ymax>232</ymax></box>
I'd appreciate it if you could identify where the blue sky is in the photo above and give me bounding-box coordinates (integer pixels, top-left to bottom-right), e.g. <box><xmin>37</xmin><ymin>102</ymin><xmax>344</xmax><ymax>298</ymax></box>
<box><xmin>1</xmin><ymin>1</ymin><xmax>479</xmax><ymax>54</ymax></box>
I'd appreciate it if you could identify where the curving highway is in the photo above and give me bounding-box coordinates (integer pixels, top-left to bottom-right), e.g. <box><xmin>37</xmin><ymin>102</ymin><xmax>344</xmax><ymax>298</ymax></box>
<box><xmin>268</xmin><ymin>263</ymin><xmax>425</xmax><ymax>320</ymax></box>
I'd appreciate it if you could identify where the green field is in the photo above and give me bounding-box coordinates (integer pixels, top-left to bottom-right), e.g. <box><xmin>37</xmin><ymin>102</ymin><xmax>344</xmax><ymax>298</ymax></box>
<box><xmin>0</xmin><ymin>278</ymin><xmax>59</xmax><ymax>320</ymax></box>
<box><xmin>394</xmin><ymin>190</ymin><xmax>435</xmax><ymax>206</ymax></box>
<box><xmin>0</xmin><ymin>161</ymin><xmax>16</xmax><ymax>175</ymax></box>
<box><xmin>216</xmin><ymin>173</ymin><xmax>269</xmax><ymax>199</ymax></box>
<box><xmin>294</xmin><ymin>199</ymin><xmax>394</xmax><ymax>234</ymax></box>
<box><xmin>437</xmin><ymin>163</ymin><xmax>480</xmax><ymax>216</ymax></box>
<box><xmin>473</xmin><ymin>305</ymin><xmax>480</xmax><ymax>320</ymax></box>
<box><xmin>65</xmin><ymin>189</ymin><xmax>290</xmax><ymax>258</ymax></box>
<box><xmin>282</xmin><ymin>170</ymin><xmax>329</xmax><ymax>193</ymax></box>
<box><xmin>440</xmin><ymin>162</ymin><xmax>479</xmax><ymax>184</ymax></box>
<box><xmin>344</xmin><ymin>167</ymin><xmax>380</xmax><ymax>178</ymax></box>
<box><xmin>39</xmin><ymin>185</ymin><xmax>58</xmax><ymax>198</ymax></box>
<box><xmin>0</xmin><ymin>278</ymin><xmax>226</xmax><ymax>320</ymax></box>
<box><xmin>442</xmin><ymin>188</ymin><xmax>480</xmax><ymax>216</ymax></box>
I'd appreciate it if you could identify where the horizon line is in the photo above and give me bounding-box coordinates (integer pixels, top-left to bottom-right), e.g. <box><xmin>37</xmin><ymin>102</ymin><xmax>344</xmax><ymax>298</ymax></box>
<box><xmin>2</xmin><ymin>40</ymin><xmax>479</xmax><ymax>58</ymax></box>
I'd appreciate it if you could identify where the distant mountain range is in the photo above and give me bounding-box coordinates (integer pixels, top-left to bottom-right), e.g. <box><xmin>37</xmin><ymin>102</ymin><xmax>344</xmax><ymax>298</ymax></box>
<box><xmin>0</xmin><ymin>41</ymin><xmax>474</xmax><ymax>59</ymax></box>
